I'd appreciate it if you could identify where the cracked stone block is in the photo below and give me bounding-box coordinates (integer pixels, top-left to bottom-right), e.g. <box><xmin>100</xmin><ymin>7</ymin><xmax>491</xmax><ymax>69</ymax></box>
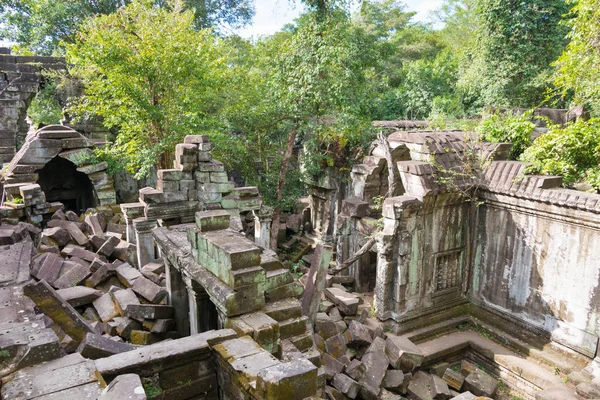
<box><xmin>77</xmin><ymin>332</ymin><xmax>135</xmax><ymax>360</ymax></box>
<box><xmin>57</xmin><ymin>286</ymin><xmax>103</xmax><ymax>308</ymax></box>
<box><xmin>332</xmin><ymin>373</ymin><xmax>360</xmax><ymax>399</ymax></box>
<box><xmin>35</xmin><ymin>253</ymin><xmax>63</xmax><ymax>284</ymax></box>
<box><xmin>116</xmin><ymin>263</ymin><xmax>142</xmax><ymax>287</ymax></box>
<box><xmin>325</xmin><ymin>334</ymin><xmax>347</xmax><ymax>359</ymax></box>
<box><xmin>256</xmin><ymin>359</ymin><xmax>318</xmax><ymax>400</ymax></box>
<box><xmin>324</xmin><ymin>287</ymin><xmax>359</xmax><ymax>316</ymax></box>
<box><xmin>315</xmin><ymin>313</ymin><xmax>338</xmax><ymax>339</ymax></box>
<box><xmin>408</xmin><ymin>371</ymin><xmax>435</xmax><ymax>400</ymax></box>
<box><xmin>99</xmin><ymin>373</ymin><xmax>146</xmax><ymax>400</ymax></box>
<box><xmin>42</xmin><ymin>226</ymin><xmax>71</xmax><ymax>247</ymax></box>
<box><xmin>383</xmin><ymin>370</ymin><xmax>410</xmax><ymax>395</ymax></box>
<box><xmin>463</xmin><ymin>369</ymin><xmax>498</xmax><ymax>398</ymax></box>
<box><xmin>359</xmin><ymin>337</ymin><xmax>389</xmax><ymax>399</ymax></box>
<box><xmin>131</xmin><ymin>276</ymin><xmax>167</xmax><ymax>303</ymax></box>
<box><xmin>53</xmin><ymin>262</ymin><xmax>92</xmax><ymax>289</ymax></box>
<box><xmin>125</xmin><ymin>304</ymin><xmax>175</xmax><ymax>320</ymax></box>
<box><xmin>93</xmin><ymin>293</ymin><xmax>120</xmax><ymax>323</ymax></box>
<box><xmin>385</xmin><ymin>335</ymin><xmax>423</xmax><ymax>372</ymax></box>
<box><xmin>98</xmin><ymin>236</ymin><xmax>120</xmax><ymax>257</ymax></box>
<box><xmin>111</xmin><ymin>288</ymin><xmax>140</xmax><ymax>316</ymax></box>
<box><xmin>431</xmin><ymin>374</ymin><xmax>451</xmax><ymax>399</ymax></box>
<box><xmin>443</xmin><ymin>368</ymin><xmax>465</xmax><ymax>391</ymax></box>
<box><xmin>23</xmin><ymin>280</ymin><xmax>95</xmax><ymax>345</ymax></box>
<box><xmin>322</xmin><ymin>353</ymin><xmax>345</xmax><ymax>376</ymax></box>
<box><xmin>344</xmin><ymin>320</ymin><xmax>372</xmax><ymax>348</ymax></box>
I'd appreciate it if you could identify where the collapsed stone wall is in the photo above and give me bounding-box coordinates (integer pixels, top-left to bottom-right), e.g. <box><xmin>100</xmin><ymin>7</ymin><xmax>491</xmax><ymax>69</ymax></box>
<box><xmin>0</xmin><ymin>47</ymin><xmax>66</xmax><ymax>163</ymax></box>
<box><xmin>337</xmin><ymin>130</ymin><xmax>600</xmax><ymax>364</ymax></box>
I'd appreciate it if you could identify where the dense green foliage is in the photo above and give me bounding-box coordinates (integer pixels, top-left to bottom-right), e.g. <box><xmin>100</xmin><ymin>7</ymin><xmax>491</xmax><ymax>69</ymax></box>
<box><xmin>3</xmin><ymin>0</ymin><xmax>600</xmax><ymax>203</ymax></box>
<box><xmin>477</xmin><ymin>111</ymin><xmax>535</xmax><ymax>159</ymax></box>
<box><xmin>27</xmin><ymin>76</ymin><xmax>63</xmax><ymax>127</ymax></box>
<box><xmin>554</xmin><ymin>0</ymin><xmax>600</xmax><ymax>115</ymax></box>
<box><xmin>458</xmin><ymin>0</ymin><xmax>570</xmax><ymax>109</ymax></box>
<box><xmin>65</xmin><ymin>0</ymin><xmax>229</xmax><ymax>177</ymax></box>
<box><xmin>0</xmin><ymin>0</ymin><xmax>253</xmax><ymax>54</ymax></box>
<box><xmin>521</xmin><ymin>119</ymin><xmax>600</xmax><ymax>189</ymax></box>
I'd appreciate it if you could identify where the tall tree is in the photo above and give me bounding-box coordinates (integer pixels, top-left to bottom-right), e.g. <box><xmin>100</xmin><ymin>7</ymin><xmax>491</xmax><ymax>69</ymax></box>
<box><xmin>65</xmin><ymin>0</ymin><xmax>229</xmax><ymax>177</ymax></box>
<box><xmin>0</xmin><ymin>0</ymin><xmax>254</xmax><ymax>54</ymax></box>
<box><xmin>458</xmin><ymin>0</ymin><xmax>570</xmax><ymax>109</ymax></box>
<box><xmin>554</xmin><ymin>0</ymin><xmax>600</xmax><ymax>115</ymax></box>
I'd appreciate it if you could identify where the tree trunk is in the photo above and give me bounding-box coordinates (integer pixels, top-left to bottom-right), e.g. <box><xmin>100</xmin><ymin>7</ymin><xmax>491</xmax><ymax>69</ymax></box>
<box><xmin>270</xmin><ymin>125</ymin><xmax>298</xmax><ymax>250</ymax></box>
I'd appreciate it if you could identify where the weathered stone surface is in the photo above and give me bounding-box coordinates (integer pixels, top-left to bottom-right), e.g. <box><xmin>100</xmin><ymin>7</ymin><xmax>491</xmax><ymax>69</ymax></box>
<box><xmin>385</xmin><ymin>335</ymin><xmax>423</xmax><ymax>372</ymax></box>
<box><xmin>443</xmin><ymin>368</ymin><xmax>465</xmax><ymax>391</ymax></box>
<box><xmin>23</xmin><ymin>280</ymin><xmax>95</xmax><ymax>345</ymax></box>
<box><xmin>301</xmin><ymin>244</ymin><xmax>333</xmax><ymax>323</ymax></box>
<box><xmin>98</xmin><ymin>235</ymin><xmax>120</xmax><ymax>257</ymax></box>
<box><xmin>463</xmin><ymin>369</ymin><xmax>498</xmax><ymax>398</ymax></box>
<box><xmin>322</xmin><ymin>353</ymin><xmax>345</xmax><ymax>375</ymax></box>
<box><xmin>131</xmin><ymin>276</ymin><xmax>167</xmax><ymax>303</ymax></box>
<box><xmin>125</xmin><ymin>304</ymin><xmax>174</xmax><ymax>320</ymax></box>
<box><xmin>535</xmin><ymin>386</ymin><xmax>580</xmax><ymax>400</ymax></box>
<box><xmin>344</xmin><ymin>320</ymin><xmax>372</xmax><ymax>348</ymax></box>
<box><xmin>324</xmin><ymin>287</ymin><xmax>359</xmax><ymax>315</ymax></box>
<box><xmin>116</xmin><ymin>263</ymin><xmax>141</xmax><ymax>287</ymax></box>
<box><xmin>359</xmin><ymin>337</ymin><xmax>389</xmax><ymax>398</ymax></box>
<box><xmin>325</xmin><ymin>334</ymin><xmax>347</xmax><ymax>358</ymax></box>
<box><xmin>383</xmin><ymin>370</ymin><xmax>410</xmax><ymax>394</ymax></box>
<box><xmin>111</xmin><ymin>288</ymin><xmax>140</xmax><ymax>316</ymax></box>
<box><xmin>256</xmin><ymin>359</ymin><xmax>318</xmax><ymax>400</ymax></box>
<box><xmin>450</xmin><ymin>392</ymin><xmax>476</xmax><ymax>400</ymax></box>
<box><xmin>431</xmin><ymin>374</ymin><xmax>451</xmax><ymax>399</ymax></box>
<box><xmin>47</xmin><ymin>219</ymin><xmax>89</xmax><ymax>246</ymax></box>
<box><xmin>42</xmin><ymin>226</ymin><xmax>71</xmax><ymax>246</ymax></box>
<box><xmin>84</xmin><ymin>214</ymin><xmax>104</xmax><ymax>236</ymax></box>
<box><xmin>93</xmin><ymin>293</ymin><xmax>119</xmax><ymax>322</ymax></box>
<box><xmin>114</xmin><ymin>316</ymin><xmax>142</xmax><ymax>340</ymax></box>
<box><xmin>53</xmin><ymin>262</ymin><xmax>91</xmax><ymax>289</ymax></box>
<box><xmin>34</xmin><ymin>253</ymin><xmax>63</xmax><ymax>283</ymax></box>
<box><xmin>316</xmin><ymin>312</ymin><xmax>339</xmax><ymax>339</ymax></box>
<box><xmin>342</xmin><ymin>198</ymin><xmax>369</xmax><ymax>218</ymax></box>
<box><xmin>56</xmin><ymin>286</ymin><xmax>103</xmax><ymax>307</ymax></box>
<box><xmin>576</xmin><ymin>381</ymin><xmax>600</xmax><ymax>399</ymax></box>
<box><xmin>332</xmin><ymin>373</ymin><xmax>360</xmax><ymax>399</ymax></box>
<box><xmin>78</xmin><ymin>333</ymin><xmax>135</xmax><ymax>360</ymax></box>
<box><xmin>0</xmin><ymin>353</ymin><xmax>102</xmax><ymax>400</ymax></box>
<box><xmin>408</xmin><ymin>371</ymin><xmax>435</xmax><ymax>400</ymax></box>
<box><xmin>99</xmin><ymin>373</ymin><xmax>147</xmax><ymax>400</ymax></box>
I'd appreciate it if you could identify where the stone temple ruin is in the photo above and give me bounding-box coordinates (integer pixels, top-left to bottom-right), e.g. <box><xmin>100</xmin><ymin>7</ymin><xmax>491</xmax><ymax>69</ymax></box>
<box><xmin>1</xmin><ymin>54</ymin><xmax>600</xmax><ymax>400</ymax></box>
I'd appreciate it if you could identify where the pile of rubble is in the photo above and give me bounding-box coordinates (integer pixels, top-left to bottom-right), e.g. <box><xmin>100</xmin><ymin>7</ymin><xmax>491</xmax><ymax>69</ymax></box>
<box><xmin>22</xmin><ymin>206</ymin><xmax>179</xmax><ymax>358</ymax></box>
<box><xmin>312</xmin><ymin>284</ymin><xmax>498</xmax><ymax>400</ymax></box>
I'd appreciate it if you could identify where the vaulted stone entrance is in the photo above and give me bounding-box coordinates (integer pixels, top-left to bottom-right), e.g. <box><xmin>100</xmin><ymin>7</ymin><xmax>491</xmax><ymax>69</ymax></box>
<box><xmin>37</xmin><ymin>155</ymin><xmax>96</xmax><ymax>213</ymax></box>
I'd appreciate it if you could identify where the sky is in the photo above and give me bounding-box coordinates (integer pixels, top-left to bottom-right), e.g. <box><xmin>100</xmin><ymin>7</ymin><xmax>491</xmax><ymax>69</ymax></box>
<box><xmin>236</xmin><ymin>0</ymin><xmax>444</xmax><ymax>38</ymax></box>
<box><xmin>0</xmin><ymin>0</ymin><xmax>444</xmax><ymax>47</ymax></box>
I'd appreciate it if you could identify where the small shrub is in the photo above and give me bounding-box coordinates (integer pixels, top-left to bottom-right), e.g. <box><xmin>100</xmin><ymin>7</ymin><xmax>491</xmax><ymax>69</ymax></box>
<box><xmin>477</xmin><ymin>110</ymin><xmax>536</xmax><ymax>159</ymax></box>
<box><xmin>521</xmin><ymin>118</ymin><xmax>600</xmax><ymax>190</ymax></box>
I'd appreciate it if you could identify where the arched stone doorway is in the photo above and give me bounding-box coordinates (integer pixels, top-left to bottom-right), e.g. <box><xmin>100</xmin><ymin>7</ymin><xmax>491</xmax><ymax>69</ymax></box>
<box><xmin>37</xmin><ymin>156</ymin><xmax>97</xmax><ymax>213</ymax></box>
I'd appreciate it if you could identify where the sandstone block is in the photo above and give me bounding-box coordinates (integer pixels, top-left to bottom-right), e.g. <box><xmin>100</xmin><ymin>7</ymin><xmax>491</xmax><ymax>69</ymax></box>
<box><xmin>111</xmin><ymin>288</ymin><xmax>141</xmax><ymax>316</ymax></box>
<box><xmin>385</xmin><ymin>335</ymin><xmax>423</xmax><ymax>372</ymax></box>
<box><xmin>324</xmin><ymin>287</ymin><xmax>359</xmax><ymax>316</ymax></box>
<box><xmin>78</xmin><ymin>333</ymin><xmax>135</xmax><ymax>360</ymax></box>
<box><xmin>125</xmin><ymin>304</ymin><xmax>174</xmax><ymax>320</ymax></box>
<box><xmin>256</xmin><ymin>359</ymin><xmax>318</xmax><ymax>400</ymax></box>
<box><xmin>332</xmin><ymin>373</ymin><xmax>359</xmax><ymax>399</ymax></box>
<box><xmin>131</xmin><ymin>276</ymin><xmax>167</xmax><ymax>303</ymax></box>
<box><xmin>463</xmin><ymin>369</ymin><xmax>498</xmax><ymax>398</ymax></box>
<box><xmin>93</xmin><ymin>293</ymin><xmax>120</xmax><ymax>322</ymax></box>
<box><xmin>57</xmin><ymin>286</ymin><xmax>103</xmax><ymax>308</ymax></box>
<box><xmin>99</xmin><ymin>373</ymin><xmax>146</xmax><ymax>400</ymax></box>
<box><xmin>443</xmin><ymin>368</ymin><xmax>465</xmax><ymax>391</ymax></box>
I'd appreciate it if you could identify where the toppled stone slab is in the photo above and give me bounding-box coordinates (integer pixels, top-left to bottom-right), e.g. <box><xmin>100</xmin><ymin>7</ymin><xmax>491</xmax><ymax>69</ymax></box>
<box><xmin>99</xmin><ymin>373</ymin><xmax>147</xmax><ymax>400</ymax></box>
<box><xmin>256</xmin><ymin>358</ymin><xmax>318</xmax><ymax>400</ymax></box>
<box><xmin>23</xmin><ymin>279</ymin><xmax>95</xmax><ymax>344</ymax></box>
<box><xmin>385</xmin><ymin>335</ymin><xmax>423</xmax><ymax>372</ymax></box>
<box><xmin>125</xmin><ymin>304</ymin><xmax>175</xmax><ymax>320</ymax></box>
<box><xmin>332</xmin><ymin>373</ymin><xmax>360</xmax><ymax>399</ymax></box>
<box><xmin>443</xmin><ymin>368</ymin><xmax>465</xmax><ymax>391</ymax></box>
<box><xmin>463</xmin><ymin>368</ymin><xmax>498</xmax><ymax>398</ymax></box>
<box><xmin>359</xmin><ymin>337</ymin><xmax>389</xmax><ymax>398</ymax></box>
<box><xmin>131</xmin><ymin>276</ymin><xmax>167</xmax><ymax>303</ymax></box>
<box><xmin>77</xmin><ymin>332</ymin><xmax>136</xmax><ymax>360</ymax></box>
<box><xmin>324</xmin><ymin>287</ymin><xmax>359</xmax><ymax>315</ymax></box>
<box><xmin>93</xmin><ymin>293</ymin><xmax>120</xmax><ymax>322</ymax></box>
<box><xmin>56</xmin><ymin>286</ymin><xmax>103</xmax><ymax>307</ymax></box>
<box><xmin>1</xmin><ymin>353</ymin><xmax>102</xmax><ymax>399</ymax></box>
